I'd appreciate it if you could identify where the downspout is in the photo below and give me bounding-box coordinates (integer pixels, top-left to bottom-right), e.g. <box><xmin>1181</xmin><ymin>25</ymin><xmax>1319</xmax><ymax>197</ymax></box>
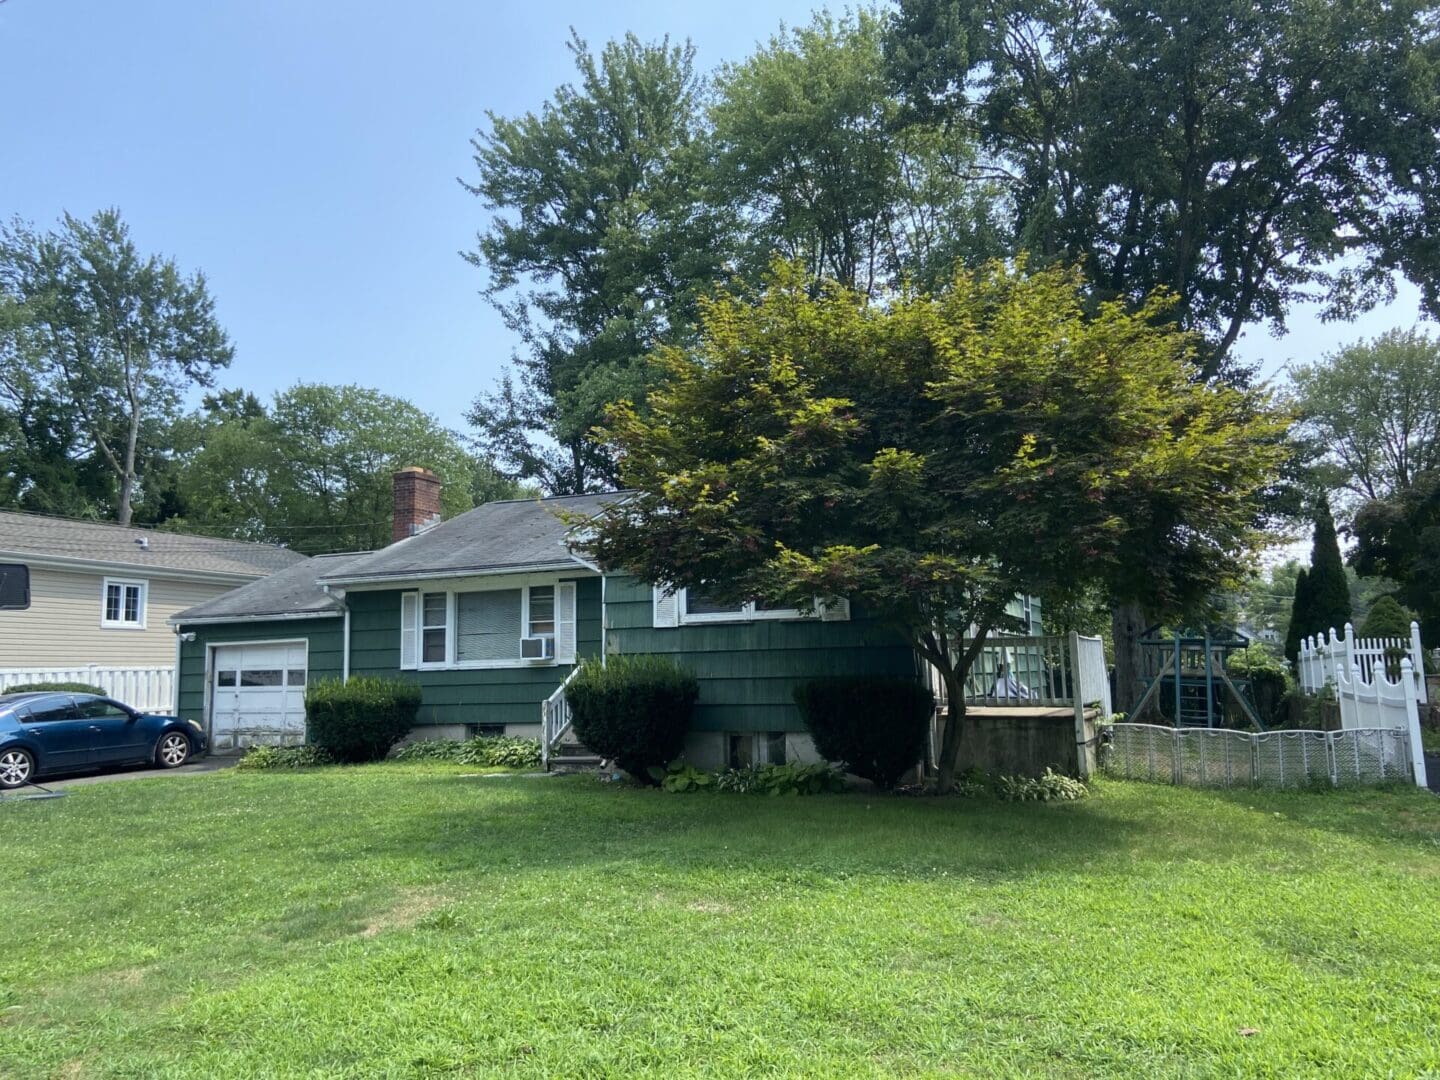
<box><xmin>600</xmin><ymin>573</ymin><xmax>608</xmax><ymax>667</ymax></box>
<box><xmin>343</xmin><ymin>607</ymin><xmax>351</xmax><ymax>684</ymax></box>
<box><xmin>172</xmin><ymin>626</ymin><xmax>182</xmax><ymax>717</ymax></box>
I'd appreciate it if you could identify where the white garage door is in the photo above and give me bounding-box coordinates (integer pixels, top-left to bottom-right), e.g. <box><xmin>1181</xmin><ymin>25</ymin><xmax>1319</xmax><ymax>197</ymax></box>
<box><xmin>211</xmin><ymin>642</ymin><xmax>308</xmax><ymax>751</ymax></box>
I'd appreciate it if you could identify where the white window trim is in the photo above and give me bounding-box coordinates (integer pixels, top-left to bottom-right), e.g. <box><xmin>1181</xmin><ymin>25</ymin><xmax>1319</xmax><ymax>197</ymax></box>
<box><xmin>415</xmin><ymin>580</ymin><xmax>563</xmax><ymax>671</ymax></box>
<box><xmin>678</xmin><ymin>588</ymin><xmax>803</xmax><ymax>625</ymax></box>
<box><xmin>100</xmin><ymin>577</ymin><xmax>148</xmax><ymax>630</ymax></box>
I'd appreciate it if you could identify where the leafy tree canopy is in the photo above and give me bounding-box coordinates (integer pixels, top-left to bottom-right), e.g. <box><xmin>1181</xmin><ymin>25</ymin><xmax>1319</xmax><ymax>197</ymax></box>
<box><xmin>1291</xmin><ymin>329</ymin><xmax>1440</xmax><ymax>510</ymax></box>
<box><xmin>464</xmin><ymin>31</ymin><xmax>730</xmax><ymax>493</ymax></box>
<box><xmin>581</xmin><ymin>260</ymin><xmax>1288</xmax><ymax>788</ymax></box>
<box><xmin>1352</xmin><ymin>468</ymin><xmax>1440</xmax><ymax>643</ymax></box>
<box><xmin>174</xmin><ymin>384</ymin><xmax>522</xmax><ymax>555</ymax></box>
<box><xmin>0</xmin><ymin>209</ymin><xmax>232</xmax><ymax>523</ymax></box>
<box><xmin>885</xmin><ymin>0</ymin><xmax>1440</xmax><ymax>375</ymax></box>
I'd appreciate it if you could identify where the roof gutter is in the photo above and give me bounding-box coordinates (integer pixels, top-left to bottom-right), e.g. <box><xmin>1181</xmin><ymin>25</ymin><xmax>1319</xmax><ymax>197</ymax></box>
<box><xmin>319</xmin><ymin>558</ymin><xmax>598</xmax><ymax>588</ymax></box>
<box><xmin>168</xmin><ymin>610</ymin><xmax>345</xmax><ymax>627</ymax></box>
<box><xmin>1</xmin><ymin>550</ymin><xmax>272</xmax><ymax>586</ymax></box>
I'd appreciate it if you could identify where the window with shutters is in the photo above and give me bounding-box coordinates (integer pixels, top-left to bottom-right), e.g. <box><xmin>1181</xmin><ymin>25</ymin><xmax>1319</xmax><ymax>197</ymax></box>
<box><xmin>412</xmin><ymin>579</ymin><xmax>577</xmax><ymax>669</ymax></box>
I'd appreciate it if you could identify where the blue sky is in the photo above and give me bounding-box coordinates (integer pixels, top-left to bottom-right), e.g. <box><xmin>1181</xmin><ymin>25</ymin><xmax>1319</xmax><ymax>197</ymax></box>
<box><xmin>2</xmin><ymin>0</ymin><xmax>1434</xmax><ymax>435</ymax></box>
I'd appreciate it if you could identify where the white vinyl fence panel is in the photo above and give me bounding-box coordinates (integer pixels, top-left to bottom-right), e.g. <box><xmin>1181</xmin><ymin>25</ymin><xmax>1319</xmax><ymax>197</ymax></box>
<box><xmin>1298</xmin><ymin>621</ymin><xmax>1426</xmax><ymax>704</ymax></box>
<box><xmin>0</xmin><ymin>665</ymin><xmax>175</xmax><ymax>713</ymax></box>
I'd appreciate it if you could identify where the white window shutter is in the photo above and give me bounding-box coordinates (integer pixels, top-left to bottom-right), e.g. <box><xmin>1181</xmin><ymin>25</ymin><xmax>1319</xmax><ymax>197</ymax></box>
<box><xmin>818</xmin><ymin>597</ymin><xmax>851</xmax><ymax>622</ymax></box>
<box><xmin>653</xmin><ymin>586</ymin><xmax>679</xmax><ymax>628</ymax></box>
<box><xmin>555</xmin><ymin>581</ymin><xmax>577</xmax><ymax>663</ymax></box>
<box><xmin>399</xmin><ymin>592</ymin><xmax>418</xmax><ymax>669</ymax></box>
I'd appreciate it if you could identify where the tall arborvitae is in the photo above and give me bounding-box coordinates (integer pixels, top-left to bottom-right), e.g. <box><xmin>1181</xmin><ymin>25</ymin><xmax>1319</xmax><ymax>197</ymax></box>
<box><xmin>1307</xmin><ymin>496</ymin><xmax>1353</xmax><ymax>636</ymax></box>
<box><xmin>1285</xmin><ymin>567</ymin><xmax>1312</xmax><ymax>662</ymax></box>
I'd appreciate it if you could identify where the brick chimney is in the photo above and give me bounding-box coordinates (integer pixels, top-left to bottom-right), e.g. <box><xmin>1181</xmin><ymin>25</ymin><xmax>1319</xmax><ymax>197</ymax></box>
<box><xmin>392</xmin><ymin>467</ymin><xmax>442</xmax><ymax>544</ymax></box>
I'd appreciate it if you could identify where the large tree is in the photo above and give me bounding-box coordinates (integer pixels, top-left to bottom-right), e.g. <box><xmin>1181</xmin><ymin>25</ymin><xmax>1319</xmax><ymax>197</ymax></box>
<box><xmin>581</xmin><ymin>260</ymin><xmax>1287</xmax><ymax>790</ymax></box>
<box><xmin>710</xmin><ymin>9</ymin><xmax>1004</xmax><ymax>296</ymax></box>
<box><xmin>1351</xmin><ymin>469</ymin><xmax>1440</xmax><ymax>643</ymax></box>
<box><xmin>886</xmin><ymin>0</ymin><xmax>1439</xmax><ymax>707</ymax></box>
<box><xmin>1305</xmin><ymin>496</ymin><xmax>1352</xmax><ymax>638</ymax></box>
<box><xmin>176</xmin><ymin>384</ymin><xmax>520</xmax><ymax>554</ymax></box>
<box><xmin>886</xmin><ymin>0</ymin><xmax>1440</xmax><ymax>371</ymax></box>
<box><xmin>464</xmin><ymin>32</ymin><xmax>730</xmax><ymax>494</ymax></box>
<box><xmin>0</xmin><ymin>209</ymin><xmax>233</xmax><ymax>524</ymax></box>
<box><xmin>1291</xmin><ymin>329</ymin><xmax>1440</xmax><ymax>510</ymax></box>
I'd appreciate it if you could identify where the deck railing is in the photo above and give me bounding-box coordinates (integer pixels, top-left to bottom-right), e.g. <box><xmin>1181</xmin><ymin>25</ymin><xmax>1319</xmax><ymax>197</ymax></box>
<box><xmin>926</xmin><ymin>632</ymin><xmax>1111</xmax><ymax>780</ymax></box>
<box><xmin>928</xmin><ymin>632</ymin><xmax>1111</xmax><ymax>717</ymax></box>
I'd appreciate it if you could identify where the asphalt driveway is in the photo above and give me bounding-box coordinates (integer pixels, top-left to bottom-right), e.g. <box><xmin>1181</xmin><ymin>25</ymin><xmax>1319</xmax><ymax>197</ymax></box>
<box><xmin>28</xmin><ymin>756</ymin><xmax>234</xmax><ymax>790</ymax></box>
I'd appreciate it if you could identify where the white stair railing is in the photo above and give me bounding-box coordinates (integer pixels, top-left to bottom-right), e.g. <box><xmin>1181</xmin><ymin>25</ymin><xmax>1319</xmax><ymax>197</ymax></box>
<box><xmin>540</xmin><ymin>666</ymin><xmax>583</xmax><ymax>769</ymax></box>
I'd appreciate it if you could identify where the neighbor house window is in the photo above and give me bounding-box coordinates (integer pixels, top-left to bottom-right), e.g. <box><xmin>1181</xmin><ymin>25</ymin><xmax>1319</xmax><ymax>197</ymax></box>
<box><xmin>101</xmin><ymin>578</ymin><xmax>147</xmax><ymax>629</ymax></box>
<box><xmin>680</xmin><ymin>586</ymin><xmax>799</xmax><ymax>624</ymax></box>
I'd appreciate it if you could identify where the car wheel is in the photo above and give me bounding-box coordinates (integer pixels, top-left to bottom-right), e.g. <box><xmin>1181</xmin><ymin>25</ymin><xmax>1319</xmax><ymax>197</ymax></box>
<box><xmin>156</xmin><ymin>732</ymin><xmax>191</xmax><ymax>769</ymax></box>
<box><xmin>0</xmin><ymin>748</ymin><xmax>35</xmax><ymax>789</ymax></box>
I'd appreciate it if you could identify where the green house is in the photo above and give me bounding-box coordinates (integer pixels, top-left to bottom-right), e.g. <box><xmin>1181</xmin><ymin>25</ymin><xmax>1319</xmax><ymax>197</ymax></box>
<box><xmin>172</xmin><ymin>475</ymin><xmax>1040</xmax><ymax>769</ymax></box>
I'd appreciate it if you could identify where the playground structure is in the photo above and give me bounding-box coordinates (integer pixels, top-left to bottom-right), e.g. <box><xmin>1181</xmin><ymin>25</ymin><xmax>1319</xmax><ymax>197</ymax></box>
<box><xmin>1130</xmin><ymin>628</ymin><xmax>1263</xmax><ymax>728</ymax></box>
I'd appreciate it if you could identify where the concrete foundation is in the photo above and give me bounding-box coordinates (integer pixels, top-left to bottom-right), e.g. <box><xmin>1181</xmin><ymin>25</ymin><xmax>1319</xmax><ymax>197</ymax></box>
<box><xmin>943</xmin><ymin>706</ymin><xmax>1097</xmax><ymax>778</ymax></box>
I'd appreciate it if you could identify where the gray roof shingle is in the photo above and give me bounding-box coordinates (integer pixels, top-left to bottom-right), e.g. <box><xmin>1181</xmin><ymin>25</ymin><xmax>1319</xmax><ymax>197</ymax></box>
<box><xmin>0</xmin><ymin>510</ymin><xmax>306</xmax><ymax>579</ymax></box>
<box><xmin>171</xmin><ymin>552</ymin><xmax>370</xmax><ymax>623</ymax></box>
<box><xmin>317</xmin><ymin>493</ymin><xmax>617</xmax><ymax>583</ymax></box>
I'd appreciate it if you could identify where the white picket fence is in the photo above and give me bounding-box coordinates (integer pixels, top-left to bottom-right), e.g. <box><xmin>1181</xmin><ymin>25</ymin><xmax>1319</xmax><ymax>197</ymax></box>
<box><xmin>0</xmin><ymin>665</ymin><xmax>175</xmax><ymax>713</ymax></box>
<box><xmin>1298</xmin><ymin>621</ymin><xmax>1426</xmax><ymax>704</ymax></box>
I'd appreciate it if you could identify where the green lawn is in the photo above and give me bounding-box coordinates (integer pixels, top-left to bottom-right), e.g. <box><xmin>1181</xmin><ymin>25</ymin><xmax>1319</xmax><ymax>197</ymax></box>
<box><xmin>2</xmin><ymin>768</ymin><xmax>1438</xmax><ymax>1078</ymax></box>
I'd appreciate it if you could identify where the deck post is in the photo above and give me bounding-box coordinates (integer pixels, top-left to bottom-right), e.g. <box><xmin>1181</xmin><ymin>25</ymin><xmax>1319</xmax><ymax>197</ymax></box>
<box><xmin>1068</xmin><ymin>631</ymin><xmax>1093</xmax><ymax>779</ymax></box>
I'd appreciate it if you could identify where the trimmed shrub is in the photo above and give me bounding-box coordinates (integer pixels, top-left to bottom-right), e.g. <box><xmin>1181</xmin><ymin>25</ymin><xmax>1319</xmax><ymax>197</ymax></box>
<box><xmin>304</xmin><ymin>676</ymin><xmax>421</xmax><ymax>764</ymax></box>
<box><xmin>993</xmin><ymin>768</ymin><xmax>1088</xmax><ymax>802</ymax></box>
<box><xmin>565</xmin><ymin>656</ymin><xmax>699</xmax><ymax>783</ymax></box>
<box><xmin>4</xmin><ymin>681</ymin><xmax>107</xmax><ymax>696</ymax></box>
<box><xmin>393</xmin><ymin>735</ymin><xmax>542</xmax><ymax>769</ymax></box>
<box><xmin>793</xmin><ymin>675</ymin><xmax>933</xmax><ymax>790</ymax></box>
<box><xmin>715</xmin><ymin>761</ymin><xmax>847</xmax><ymax>795</ymax></box>
<box><xmin>233</xmin><ymin>745</ymin><xmax>334</xmax><ymax>771</ymax></box>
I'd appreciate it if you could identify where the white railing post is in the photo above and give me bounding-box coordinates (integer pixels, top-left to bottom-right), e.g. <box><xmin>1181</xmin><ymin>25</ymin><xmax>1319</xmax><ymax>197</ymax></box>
<box><xmin>1399</xmin><ymin>659</ymin><xmax>1428</xmax><ymax>789</ymax></box>
<box><xmin>1410</xmin><ymin>621</ymin><xmax>1427</xmax><ymax>704</ymax></box>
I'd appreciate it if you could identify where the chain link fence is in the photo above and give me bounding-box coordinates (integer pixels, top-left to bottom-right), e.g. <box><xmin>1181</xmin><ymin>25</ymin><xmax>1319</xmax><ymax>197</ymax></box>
<box><xmin>1102</xmin><ymin>723</ymin><xmax>1415</xmax><ymax>788</ymax></box>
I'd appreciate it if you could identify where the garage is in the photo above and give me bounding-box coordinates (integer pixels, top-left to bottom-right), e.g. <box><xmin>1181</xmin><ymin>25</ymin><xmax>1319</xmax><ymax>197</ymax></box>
<box><xmin>210</xmin><ymin>641</ymin><xmax>308</xmax><ymax>751</ymax></box>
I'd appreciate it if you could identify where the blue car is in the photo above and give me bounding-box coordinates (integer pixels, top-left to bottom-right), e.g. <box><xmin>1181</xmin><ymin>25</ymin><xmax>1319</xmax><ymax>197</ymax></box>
<box><xmin>0</xmin><ymin>692</ymin><xmax>207</xmax><ymax>789</ymax></box>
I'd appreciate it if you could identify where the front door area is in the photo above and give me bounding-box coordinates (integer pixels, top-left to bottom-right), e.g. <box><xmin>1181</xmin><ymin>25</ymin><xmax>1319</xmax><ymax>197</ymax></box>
<box><xmin>210</xmin><ymin>642</ymin><xmax>308</xmax><ymax>751</ymax></box>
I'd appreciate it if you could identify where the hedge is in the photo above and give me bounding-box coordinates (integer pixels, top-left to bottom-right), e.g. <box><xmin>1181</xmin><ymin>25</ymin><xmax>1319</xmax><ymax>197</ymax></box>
<box><xmin>565</xmin><ymin>656</ymin><xmax>699</xmax><ymax>783</ymax></box>
<box><xmin>304</xmin><ymin>676</ymin><xmax>421</xmax><ymax>763</ymax></box>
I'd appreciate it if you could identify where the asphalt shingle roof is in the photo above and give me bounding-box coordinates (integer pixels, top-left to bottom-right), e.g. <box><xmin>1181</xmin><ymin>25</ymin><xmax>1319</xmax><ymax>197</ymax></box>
<box><xmin>0</xmin><ymin>511</ymin><xmax>306</xmax><ymax>579</ymax></box>
<box><xmin>172</xmin><ymin>552</ymin><xmax>369</xmax><ymax>622</ymax></box>
<box><xmin>317</xmin><ymin>493</ymin><xmax>617</xmax><ymax>583</ymax></box>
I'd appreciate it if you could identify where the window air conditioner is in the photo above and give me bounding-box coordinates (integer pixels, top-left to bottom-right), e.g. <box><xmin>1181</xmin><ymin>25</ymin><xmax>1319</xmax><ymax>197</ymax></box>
<box><xmin>520</xmin><ymin>636</ymin><xmax>555</xmax><ymax>661</ymax></box>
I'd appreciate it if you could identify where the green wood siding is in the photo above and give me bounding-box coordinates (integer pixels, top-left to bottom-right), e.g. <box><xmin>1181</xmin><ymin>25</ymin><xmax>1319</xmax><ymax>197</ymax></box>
<box><xmin>604</xmin><ymin>574</ymin><xmax>919</xmax><ymax>733</ymax></box>
<box><xmin>346</xmin><ymin>577</ymin><xmax>602</xmax><ymax>729</ymax></box>
<box><xmin>174</xmin><ymin>617</ymin><xmax>344</xmax><ymax>726</ymax></box>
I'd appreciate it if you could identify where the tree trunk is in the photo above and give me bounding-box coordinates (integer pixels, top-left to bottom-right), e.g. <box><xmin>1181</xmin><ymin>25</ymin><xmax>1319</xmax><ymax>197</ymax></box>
<box><xmin>934</xmin><ymin>667</ymin><xmax>967</xmax><ymax>794</ymax></box>
<box><xmin>1111</xmin><ymin>601</ymin><xmax>1147</xmax><ymax>718</ymax></box>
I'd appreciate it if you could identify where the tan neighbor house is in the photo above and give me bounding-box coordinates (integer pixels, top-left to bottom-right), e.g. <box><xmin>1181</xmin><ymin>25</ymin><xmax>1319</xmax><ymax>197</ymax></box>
<box><xmin>0</xmin><ymin>511</ymin><xmax>303</xmax><ymax>708</ymax></box>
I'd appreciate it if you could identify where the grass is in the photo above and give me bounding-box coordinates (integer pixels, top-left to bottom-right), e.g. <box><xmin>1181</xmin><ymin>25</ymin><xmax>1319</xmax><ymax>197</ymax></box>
<box><xmin>2</xmin><ymin>768</ymin><xmax>1438</xmax><ymax>1078</ymax></box>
